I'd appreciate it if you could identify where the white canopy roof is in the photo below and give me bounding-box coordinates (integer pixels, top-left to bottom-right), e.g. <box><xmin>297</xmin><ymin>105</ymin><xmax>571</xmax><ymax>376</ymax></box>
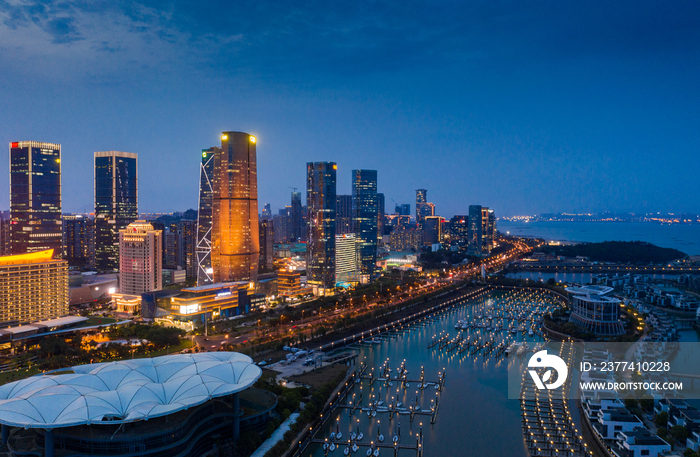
<box><xmin>0</xmin><ymin>352</ymin><xmax>262</xmax><ymax>428</ymax></box>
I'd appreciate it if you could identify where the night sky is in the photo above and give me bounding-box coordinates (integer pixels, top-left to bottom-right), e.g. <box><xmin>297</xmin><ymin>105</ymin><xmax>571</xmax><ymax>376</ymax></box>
<box><xmin>1</xmin><ymin>1</ymin><xmax>699</xmax><ymax>217</ymax></box>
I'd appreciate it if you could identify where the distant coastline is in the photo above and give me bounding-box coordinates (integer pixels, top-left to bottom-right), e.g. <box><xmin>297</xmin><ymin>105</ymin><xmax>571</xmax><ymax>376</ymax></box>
<box><xmin>497</xmin><ymin>220</ymin><xmax>700</xmax><ymax>256</ymax></box>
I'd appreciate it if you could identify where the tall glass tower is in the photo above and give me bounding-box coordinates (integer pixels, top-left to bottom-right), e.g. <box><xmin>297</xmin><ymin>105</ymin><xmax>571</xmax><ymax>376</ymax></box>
<box><xmin>290</xmin><ymin>191</ymin><xmax>303</xmax><ymax>242</ymax></box>
<box><xmin>306</xmin><ymin>162</ymin><xmax>337</xmax><ymax>294</ymax></box>
<box><xmin>352</xmin><ymin>169</ymin><xmax>378</xmax><ymax>280</ymax></box>
<box><xmin>9</xmin><ymin>141</ymin><xmax>62</xmax><ymax>256</ymax></box>
<box><xmin>196</xmin><ymin>147</ymin><xmax>217</xmax><ymax>286</ymax></box>
<box><xmin>415</xmin><ymin>189</ymin><xmax>427</xmax><ymax>226</ymax></box>
<box><xmin>211</xmin><ymin>132</ymin><xmax>259</xmax><ymax>283</ymax></box>
<box><xmin>94</xmin><ymin>151</ymin><xmax>138</xmax><ymax>271</ymax></box>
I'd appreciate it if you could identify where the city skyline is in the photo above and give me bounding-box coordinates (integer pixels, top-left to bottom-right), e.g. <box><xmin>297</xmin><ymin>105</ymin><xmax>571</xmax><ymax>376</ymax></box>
<box><xmin>1</xmin><ymin>2</ymin><xmax>699</xmax><ymax>217</ymax></box>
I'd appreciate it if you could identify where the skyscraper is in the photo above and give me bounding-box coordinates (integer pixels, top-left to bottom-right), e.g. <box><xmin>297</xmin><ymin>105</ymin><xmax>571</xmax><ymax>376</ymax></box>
<box><xmin>9</xmin><ymin>141</ymin><xmax>62</xmax><ymax>256</ymax></box>
<box><xmin>377</xmin><ymin>192</ymin><xmax>385</xmax><ymax>240</ymax></box>
<box><xmin>63</xmin><ymin>215</ymin><xmax>93</xmax><ymax>268</ymax></box>
<box><xmin>415</xmin><ymin>189</ymin><xmax>427</xmax><ymax>226</ymax></box>
<box><xmin>307</xmin><ymin>162</ymin><xmax>336</xmax><ymax>294</ymax></box>
<box><xmin>352</xmin><ymin>169</ymin><xmax>378</xmax><ymax>279</ymax></box>
<box><xmin>468</xmin><ymin>205</ymin><xmax>483</xmax><ymax>254</ymax></box>
<box><xmin>211</xmin><ymin>132</ymin><xmax>259</xmax><ymax>284</ymax></box>
<box><xmin>335</xmin><ymin>233</ymin><xmax>359</xmax><ymax>284</ymax></box>
<box><xmin>94</xmin><ymin>151</ymin><xmax>138</xmax><ymax>271</ymax></box>
<box><xmin>178</xmin><ymin>219</ymin><xmax>197</xmax><ymax>278</ymax></box>
<box><xmin>336</xmin><ymin>195</ymin><xmax>353</xmax><ymax>235</ymax></box>
<box><xmin>290</xmin><ymin>191</ymin><xmax>303</xmax><ymax>242</ymax></box>
<box><xmin>259</xmin><ymin>218</ymin><xmax>274</xmax><ymax>272</ymax></box>
<box><xmin>196</xmin><ymin>147</ymin><xmax>217</xmax><ymax>286</ymax></box>
<box><xmin>118</xmin><ymin>220</ymin><xmax>162</xmax><ymax>295</ymax></box>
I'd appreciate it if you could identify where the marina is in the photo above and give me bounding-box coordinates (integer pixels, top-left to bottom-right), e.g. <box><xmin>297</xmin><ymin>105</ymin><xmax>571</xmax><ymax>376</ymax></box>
<box><xmin>301</xmin><ymin>288</ymin><xmax>568</xmax><ymax>456</ymax></box>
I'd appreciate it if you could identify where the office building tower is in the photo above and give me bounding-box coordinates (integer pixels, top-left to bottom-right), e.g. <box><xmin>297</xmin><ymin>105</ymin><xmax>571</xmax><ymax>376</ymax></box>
<box><xmin>335</xmin><ymin>233</ymin><xmax>359</xmax><ymax>284</ymax></box>
<box><xmin>415</xmin><ymin>189</ymin><xmax>427</xmax><ymax>226</ymax></box>
<box><xmin>63</xmin><ymin>215</ymin><xmax>94</xmax><ymax>268</ymax></box>
<box><xmin>377</xmin><ymin>193</ymin><xmax>385</xmax><ymax>239</ymax></box>
<box><xmin>0</xmin><ymin>212</ymin><xmax>11</xmax><ymax>256</ymax></box>
<box><xmin>211</xmin><ymin>132</ymin><xmax>259</xmax><ymax>284</ymax></box>
<box><xmin>290</xmin><ymin>191</ymin><xmax>303</xmax><ymax>242</ymax></box>
<box><xmin>336</xmin><ymin>195</ymin><xmax>353</xmax><ymax>235</ymax></box>
<box><xmin>449</xmin><ymin>215</ymin><xmax>469</xmax><ymax>245</ymax></box>
<box><xmin>0</xmin><ymin>250</ymin><xmax>68</xmax><ymax>327</ymax></box>
<box><xmin>164</xmin><ymin>228</ymin><xmax>178</xmax><ymax>268</ymax></box>
<box><xmin>397</xmin><ymin>204</ymin><xmax>411</xmax><ymax>216</ymax></box>
<box><xmin>9</xmin><ymin>141</ymin><xmax>62</xmax><ymax>256</ymax></box>
<box><xmin>259</xmin><ymin>219</ymin><xmax>274</xmax><ymax>271</ymax></box>
<box><xmin>423</xmin><ymin>216</ymin><xmax>443</xmax><ymax>245</ymax></box>
<box><xmin>272</xmin><ymin>212</ymin><xmax>290</xmax><ymax>243</ymax></box>
<box><xmin>306</xmin><ymin>162</ymin><xmax>337</xmax><ymax>294</ymax></box>
<box><xmin>468</xmin><ymin>205</ymin><xmax>483</xmax><ymax>254</ymax></box>
<box><xmin>352</xmin><ymin>169</ymin><xmax>378</xmax><ymax>279</ymax></box>
<box><xmin>118</xmin><ymin>220</ymin><xmax>162</xmax><ymax>295</ymax></box>
<box><xmin>94</xmin><ymin>151</ymin><xmax>138</xmax><ymax>271</ymax></box>
<box><xmin>468</xmin><ymin>206</ymin><xmax>496</xmax><ymax>255</ymax></box>
<box><xmin>196</xmin><ymin>147</ymin><xmax>217</xmax><ymax>286</ymax></box>
<box><xmin>261</xmin><ymin>203</ymin><xmax>272</xmax><ymax>221</ymax></box>
<box><xmin>178</xmin><ymin>219</ymin><xmax>197</xmax><ymax>278</ymax></box>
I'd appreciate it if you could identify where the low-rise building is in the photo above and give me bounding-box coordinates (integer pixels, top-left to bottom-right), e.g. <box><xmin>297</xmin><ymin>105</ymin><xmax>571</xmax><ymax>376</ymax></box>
<box><xmin>611</xmin><ymin>427</ymin><xmax>671</xmax><ymax>457</ymax></box>
<box><xmin>593</xmin><ymin>407</ymin><xmax>644</xmax><ymax>440</ymax></box>
<box><xmin>169</xmin><ymin>282</ymin><xmax>252</xmax><ymax>323</ymax></box>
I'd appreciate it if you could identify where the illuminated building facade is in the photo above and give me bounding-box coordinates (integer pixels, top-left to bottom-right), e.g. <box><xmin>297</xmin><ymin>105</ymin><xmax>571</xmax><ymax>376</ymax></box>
<box><xmin>94</xmin><ymin>151</ymin><xmax>138</xmax><ymax>271</ymax></box>
<box><xmin>468</xmin><ymin>205</ymin><xmax>496</xmax><ymax>255</ymax></box>
<box><xmin>169</xmin><ymin>282</ymin><xmax>252</xmax><ymax>322</ymax></box>
<box><xmin>568</xmin><ymin>285</ymin><xmax>624</xmax><ymax>335</ymax></box>
<box><xmin>423</xmin><ymin>216</ymin><xmax>443</xmax><ymax>245</ymax></box>
<box><xmin>336</xmin><ymin>194</ymin><xmax>353</xmax><ymax>235</ymax></box>
<box><xmin>307</xmin><ymin>162</ymin><xmax>336</xmax><ymax>294</ymax></box>
<box><xmin>211</xmin><ymin>132</ymin><xmax>259</xmax><ymax>284</ymax></box>
<box><xmin>335</xmin><ymin>233</ymin><xmax>359</xmax><ymax>284</ymax></box>
<box><xmin>352</xmin><ymin>169</ymin><xmax>378</xmax><ymax>280</ymax></box>
<box><xmin>389</xmin><ymin>227</ymin><xmax>423</xmax><ymax>251</ymax></box>
<box><xmin>118</xmin><ymin>220</ymin><xmax>162</xmax><ymax>295</ymax></box>
<box><xmin>449</xmin><ymin>215</ymin><xmax>469</xmax><ymax>245</ymax></box>
<box><xmin>0</xmin><ymin>250</ymin><xmax>68</xmax><ymax>328</ymax></box>
<box><xmin>178</xmin><ymin>219</ymin><xmax>197</xmax><ymax>278</ymax></box>
<box><xmin>377</xmin><ymin>192</ymin><xmax>385</xmax><ymax>240</ymax></box>
<box><xmin>196</xmin><ymin>147</ymin><xmax>217</xmax><ymax>286</ymax></box>
<box><xmin>62</xmin><ymin>215</ymin><xmax>94</xmax><ymax>268</ymax></box>
<box><xmin>9</xmin><ymin>141</ymin><xmax>63</xmax><ymax>256</ymax></box>
<box><xmin>290</xmin><ymin>191</ymin><xmax>303</xmax><ymax>242</ymax></box>
<box><xmin>259</xmin><ymin>219</ymin><xmax>274</xmax><ymax>271</ymax></box>
<box><xmin>278</xmin><ymin>268</ymin><xmax>305</xmax><ymax>296</ymax></box>
<box><xmin>415</xmin><ymin>189</ymin><xmax>427</xmax><ymax>226</ymax></box>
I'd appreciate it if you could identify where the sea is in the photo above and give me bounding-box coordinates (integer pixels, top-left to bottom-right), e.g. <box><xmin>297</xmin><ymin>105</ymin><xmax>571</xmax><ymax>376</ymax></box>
<box><xmin>496</xmin><ymin>220</ymin><xmax>700</xmax><ymax>256</ymax></box>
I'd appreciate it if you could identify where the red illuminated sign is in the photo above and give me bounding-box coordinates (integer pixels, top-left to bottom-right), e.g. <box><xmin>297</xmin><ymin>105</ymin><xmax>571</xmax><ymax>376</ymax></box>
<box><xmin>11</xmin><ymin>142</ymin><xmax>18</xmax><ymax>148</ymax></box>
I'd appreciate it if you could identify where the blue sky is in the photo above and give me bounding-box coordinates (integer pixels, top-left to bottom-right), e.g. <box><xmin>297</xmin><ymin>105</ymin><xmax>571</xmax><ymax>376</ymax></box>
<box><xmin>1</xmin><ymin>0</ymin><xmax>699</xmax><ymax>217</ymax></box>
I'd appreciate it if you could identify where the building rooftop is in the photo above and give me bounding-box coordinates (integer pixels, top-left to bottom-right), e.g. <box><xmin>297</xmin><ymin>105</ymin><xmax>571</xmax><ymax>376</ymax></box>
<box><xmin>0</xmin><ymin>352</ymin><xmax>261</xmax><ymax>429</ymax></box>
<box><xmin>0</xmin><ymin>249</ymin><xmax>58</xmax><ymax>266</ymax></box>
<box><xmin>566</xmin><ymin>285</ymin><xmax>614</xmax><ymax>296</ymax></box>
<box><xmin>33</xmin><ymin>316</ymin><xmax>88</xmax><ymax>328</ymax></box>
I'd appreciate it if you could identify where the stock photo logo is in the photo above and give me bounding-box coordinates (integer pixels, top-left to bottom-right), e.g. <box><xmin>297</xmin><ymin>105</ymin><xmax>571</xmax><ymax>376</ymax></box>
<box><xmin>528</xmin><ymin>350</ymin><xmax>568</xmax><ymax>390</ymax></box>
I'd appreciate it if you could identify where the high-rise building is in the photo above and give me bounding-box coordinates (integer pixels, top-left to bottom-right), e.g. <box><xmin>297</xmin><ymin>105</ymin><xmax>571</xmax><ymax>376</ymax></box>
<box><xmin>468</xmin><ymin>205</ymin><xmax>496</xmax><ymax>255</ymax></box>
<box><xmin>178</xmin><ymin>219</ymin><xmax>197</xmax><ymax>278</ymax></box>
<box><xmin>94</xmin><ymin>151</ymin><xmax>138</xmax><ymax>271</ymax></box>
<box><xmin>9</xmin><ymin>141</ymin><xmax>62</xmax><ymax>256</ymax></box>
<box><xmin>415</xmin><ymin>189</ymin><xmax>427</xmax><ymax>226</ymax></box>
<box><xmin>196</xmin><ymin>147</ymin><xmax>217</xmax><ymax>286</ymax></box>
<box><xmin>449</xmin><ymin>215</ymin><xmax>469</xmax><ymax>245</ymax></box>
<box><xmin>211</xmin><ymin>132</ymin><xmax>259</xmax><ymax>284</ymax></box>
<box><xmin>336</xmin><ymin>195</ymin><xmax>353</xmax><ymax>235</ymax></box>
<box><xmin>0</xmin><ymin>250</ymin><xmax>68</xmax><ymax>327</ymax></box>
<box><xmin>423</xmin><ymin>216</ymin><xmax>443</xmax><ymax>245</ymax></box>
<box><xmin>118</xmin><ymin>220</ymin><xmax>162</xmax><ymax>295</ymax></box>
<box><xmin>290</xmin><ymin>191</ymin><xmax>303</xmax><ymax>242</ymax></box>
<box><xmin>377</xmin><ymin>193</ymin><xmax>385</xmax><ymax>240</ymax></box>
<box><xmin>272</xmin><ymin>211</ymin><xmax>290</xmax><ymax>244</ymax></box>
<box><xmin>259</xmin><ymin>219</ymin><xmax>274</xmax><ymax>272</ymax></box>
<box><xmin>0</xmin><ymin>212</ymin><xmax>11</xmax><ymax>256</ymax></box>
<box><xmin>63</xmin><ymin>215</ymin><xmax>94</xmax><ymax>268</ymax></box>
<box><xmin>397</xmin><ymin>204</ymin><xmax>411</xmax><ymax>216</ymax></box>
<box><xmin>389</xmin><ymin>227</ymin><xmax>423</xmax><ymax>251</ymax></box>
<box><xmin>261</xmin><ymin>203</ymin><xmax>272</xmax><ymax>221</ymax></box>
<box><xmin>164</xmin><ymin>228</ymin><xmax>178</xmax><ymax>268</ymax></box>
<box><xmin>468</xmin><ymin>205</ymin><xmax>483</xmax><ymax>255</ymax></box>
<box><xmin>335</xmin><ymin>233</ymin><xmax>359</xmax><ymax>284</ymax></box>
<box><xmin>352</xmin><ymin>170</ymin><xmax>378</xmax><ymax>279</ymax></box>
<box><xmin>307</xmin><ymin>162</ymin><xmax>337</xmax><ymax>295</ymax></box>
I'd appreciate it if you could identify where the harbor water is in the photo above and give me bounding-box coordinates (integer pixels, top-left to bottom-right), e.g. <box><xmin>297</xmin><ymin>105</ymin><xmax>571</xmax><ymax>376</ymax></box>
<box><xmin>303</xmin><ymin>289</ymin><xmax>564</xmax><ymax>457</ymax></box>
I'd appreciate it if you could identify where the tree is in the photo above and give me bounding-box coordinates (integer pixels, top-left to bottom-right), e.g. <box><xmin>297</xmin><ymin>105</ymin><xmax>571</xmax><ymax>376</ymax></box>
<box><xmin>670</xmin><ymin>425</ymin><xmax>689</xmax><ymax>445</ymax></box>
<box><xmin>655</xmin><ymin>412</ymin><xmax>668</xmax><ymax>427</ymax></box>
